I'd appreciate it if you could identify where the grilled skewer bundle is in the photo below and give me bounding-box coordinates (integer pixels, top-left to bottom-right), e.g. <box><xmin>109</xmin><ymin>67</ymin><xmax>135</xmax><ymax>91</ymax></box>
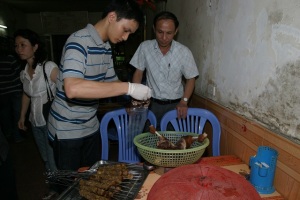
<box><xmin>149</xmin><ymin>125</ymin><xmax>208</xmax><ymax>150</ymax></box>
<box><xmin>79</xmin><ymin>163</ymin><xmax>133</xmax><ymax>200</ymax></box>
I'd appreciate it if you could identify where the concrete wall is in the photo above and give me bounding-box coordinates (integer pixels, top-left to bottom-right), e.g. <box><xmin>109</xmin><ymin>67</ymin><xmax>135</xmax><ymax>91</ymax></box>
<box><xmin>167</xmin><ymin>0</ymin><xmax>300</xmax><ymax>144</ymax></box>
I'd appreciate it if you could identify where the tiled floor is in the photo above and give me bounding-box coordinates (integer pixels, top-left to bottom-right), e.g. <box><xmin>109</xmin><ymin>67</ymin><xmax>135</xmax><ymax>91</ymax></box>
<box><xmin>10</xmin><ymin>128</ymin><xmax>119</xmax><ymax>200</ymax></box>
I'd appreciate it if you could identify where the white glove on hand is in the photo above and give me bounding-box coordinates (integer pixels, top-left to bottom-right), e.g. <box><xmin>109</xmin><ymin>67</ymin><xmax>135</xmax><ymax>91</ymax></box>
<box><xmin>127</xmin><ymin>82</ymin><xmax>152</xmax><ymax>100</ymax></box>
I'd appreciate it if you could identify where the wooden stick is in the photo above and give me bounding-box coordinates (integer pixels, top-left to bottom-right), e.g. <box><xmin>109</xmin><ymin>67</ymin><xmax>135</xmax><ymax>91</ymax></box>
<box><xmin>149</xmin><ymin>125</ymin><xmax>163</xmax><ymax>137</ymax></box>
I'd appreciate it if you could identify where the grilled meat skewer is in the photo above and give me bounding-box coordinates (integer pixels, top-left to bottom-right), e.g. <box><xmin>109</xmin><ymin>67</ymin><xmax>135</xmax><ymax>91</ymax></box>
<box><xmin>175</xmin><ymin>133</ymin><xmax>208</xmax><ymax>149</ymax></box>
<box><xmin>149</xmin><ymin>125</ymin><xmax>163</xmax><ymax>137</ymax></box>
<box><xmin>149</xmin><ymin>125</ymin><xmax>177</xmax><ymax>149</ymax></box>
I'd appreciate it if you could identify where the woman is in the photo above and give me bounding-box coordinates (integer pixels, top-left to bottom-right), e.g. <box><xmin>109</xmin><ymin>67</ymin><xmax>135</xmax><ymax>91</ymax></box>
<box><xmin>15</xmin><ymin>29</ymin><xmax>58</xmax><ymax>172</ymax></box>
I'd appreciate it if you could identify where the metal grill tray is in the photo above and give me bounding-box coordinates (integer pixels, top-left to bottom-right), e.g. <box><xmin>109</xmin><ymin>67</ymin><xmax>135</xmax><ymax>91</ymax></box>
<box><xmin>57</xmin><ymin>160</ymin><xmax>149</xmax><ymax>200</ymax></box>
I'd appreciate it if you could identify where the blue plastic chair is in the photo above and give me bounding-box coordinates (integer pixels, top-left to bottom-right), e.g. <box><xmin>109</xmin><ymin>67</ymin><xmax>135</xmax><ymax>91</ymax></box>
<box><xmin>160</xmin><ymin>108</ymin><xmax>221</xmax><ymax>156</ymax></box>
<box><xmin>100</xmin><ymin>108</ymin><xmax>157</xmax><ymax>163</ymax></box>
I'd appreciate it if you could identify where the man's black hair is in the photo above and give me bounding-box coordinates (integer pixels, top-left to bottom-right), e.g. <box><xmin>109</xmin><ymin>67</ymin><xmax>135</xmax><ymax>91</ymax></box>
<box><xmin>102</xmin><ymin>0</ymin><xmax>144</xmax><ymax>26</ymax></box>
<box><xmin>153</xmin><ymin>11</ymin><xmax>179</xmax><ymax>29</ymax></box>
<box><xmin>14</xmin><ymin>29</ymin><xmax>47</xmax><ymax>69</ymax></box>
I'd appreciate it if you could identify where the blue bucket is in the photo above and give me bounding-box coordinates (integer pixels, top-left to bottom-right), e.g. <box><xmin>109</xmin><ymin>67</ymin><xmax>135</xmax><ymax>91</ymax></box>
<box><xmin>249</xmin><ymin>146</ymin><xmax>278</xmax><ymax>194</ymax></box>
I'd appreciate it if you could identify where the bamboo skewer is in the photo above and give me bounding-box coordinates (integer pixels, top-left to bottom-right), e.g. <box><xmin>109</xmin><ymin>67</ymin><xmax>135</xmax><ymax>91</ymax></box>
<box><xmin>149</xmin><ymin>125</ymin><xmax>163</xmax><ymax>137</ymax></box>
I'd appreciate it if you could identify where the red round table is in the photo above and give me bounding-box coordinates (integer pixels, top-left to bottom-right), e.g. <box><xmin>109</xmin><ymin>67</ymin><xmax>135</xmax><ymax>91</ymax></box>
<box><xmin>147</xmin><ymin>164</ymin><xmax>261</xmax><ymax>200</ymax></box>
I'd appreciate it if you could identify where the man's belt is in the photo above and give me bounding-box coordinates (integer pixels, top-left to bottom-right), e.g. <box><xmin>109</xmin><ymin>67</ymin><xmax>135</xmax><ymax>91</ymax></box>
<box><xmin>152</xmin><ymin>98</ymin><xmax>181</xmax><ymax>105</ymax></box>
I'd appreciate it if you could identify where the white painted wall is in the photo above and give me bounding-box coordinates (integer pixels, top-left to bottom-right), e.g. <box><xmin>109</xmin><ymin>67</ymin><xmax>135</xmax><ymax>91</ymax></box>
<box><xmin>167</xmin><ymin>0</ymin><xmax>300</xmax><ymax>143</ymax></box>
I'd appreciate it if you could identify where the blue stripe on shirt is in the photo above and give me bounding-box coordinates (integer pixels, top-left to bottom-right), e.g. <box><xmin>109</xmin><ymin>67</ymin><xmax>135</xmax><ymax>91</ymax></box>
<box><xmin>66</xmin><ymin>42</ymin><xmax>87</xmax><ymax>58</ymax></box>
<box><xmin>63</xmin><ymin>68</ymin><xmax>84</xmax><ymax>77</ymax></box>
<box><xmin>84</xmin><ymin>73</ymin><xmax>106</xmax><ymax>81</ymax></box>
<box><xmin>88</xmin><ymin>47</ymin><xmax>112</xmax><ymax>55</ymax></box>
<box><xmin>104</xmin><ymin>74</ymin><xmax>117</xmax><ymax>80</ymax></box>
<box><xmin>50</xmin><ymin>108</ymin><xmax>96</xmax><ymax>124</ymax></box>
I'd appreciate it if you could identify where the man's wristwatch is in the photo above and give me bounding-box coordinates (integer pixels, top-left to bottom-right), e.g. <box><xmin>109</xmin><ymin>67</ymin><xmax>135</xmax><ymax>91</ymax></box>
<box><xmin>182</xmin><ymin>97</ymin><xmax>188</xmax><ymax>102</ymax></box>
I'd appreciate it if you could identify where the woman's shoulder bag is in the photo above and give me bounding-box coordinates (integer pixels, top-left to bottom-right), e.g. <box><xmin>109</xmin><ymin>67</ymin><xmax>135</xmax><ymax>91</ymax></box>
<box><xmin>42</xmin><ymin>62</ymin><xmax>54</xmax><ymax>121</ymax></box>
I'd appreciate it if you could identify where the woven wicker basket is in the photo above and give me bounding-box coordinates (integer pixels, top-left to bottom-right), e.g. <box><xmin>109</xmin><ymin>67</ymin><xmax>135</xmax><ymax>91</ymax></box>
<box><xmin>133</xmin><ymin>131</ymin><xmax>209</xmax><ymax>167</ymax></box>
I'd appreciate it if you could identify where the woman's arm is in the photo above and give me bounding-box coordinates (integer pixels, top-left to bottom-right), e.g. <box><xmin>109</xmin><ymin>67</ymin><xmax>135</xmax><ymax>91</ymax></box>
<box><xmin>50</xmin><ymin>67</ymin><xmax>59</xmax><ymax>83</ymax></box>
<box><xmin>18</xmin><ymin>92</ymin><xmax>30</xmax><ymax>131</ymax></box>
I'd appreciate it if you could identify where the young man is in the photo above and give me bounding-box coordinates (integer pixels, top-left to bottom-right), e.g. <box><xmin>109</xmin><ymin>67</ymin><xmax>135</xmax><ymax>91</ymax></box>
<box><xmin>48</xmin><ymin>0</ymin><xmax>151</xmax><ymax>170</ymax></box>
<box><xmin>130</xmin><ymin>11</ymin><xmax>199</xmax><ymax>129</ymax></box>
